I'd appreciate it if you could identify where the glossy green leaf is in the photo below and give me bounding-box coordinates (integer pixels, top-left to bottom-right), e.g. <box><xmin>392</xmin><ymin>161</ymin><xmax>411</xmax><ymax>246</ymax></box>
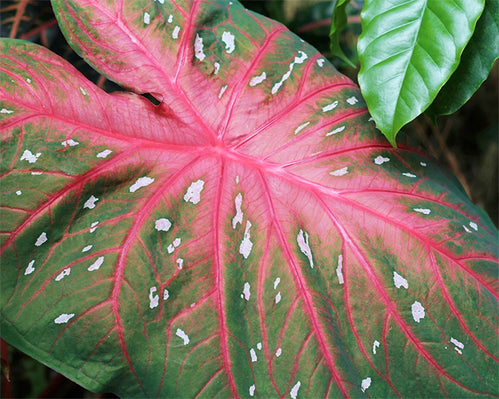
<box><xmin>358</xmin><ymin>0</ymin><xmax>485</xmax><ymax>145</ymax></box>
<box><xmin>427</xmin><ymin>0</ymin><xmax>499</xmax><ymax>117</ymax></box>
<box><xmin>329</xmin><ymin>0</ymin><xmax>356</xmax><ymax>67</ymax></box>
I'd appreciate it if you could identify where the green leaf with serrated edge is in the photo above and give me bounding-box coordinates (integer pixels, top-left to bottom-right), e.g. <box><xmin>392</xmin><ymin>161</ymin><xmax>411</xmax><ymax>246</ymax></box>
<box><xmin>358</xmin><ymin>0</ymin><xmax>486</xmax><ymax>146</ymax></box>
<box><xmin>329</xmin><ymin>0</ymin><xmax>356</xmax><ymax>67</ymax></box>
<box><xmin>1</xmin><ymin>0</ymin><xmax>498</xmax><ymax>397</ymax></box>
<box><xmin>427</xmin><ymin>0</ymin><xmax>499</xmax><ymax>118</ymax></box>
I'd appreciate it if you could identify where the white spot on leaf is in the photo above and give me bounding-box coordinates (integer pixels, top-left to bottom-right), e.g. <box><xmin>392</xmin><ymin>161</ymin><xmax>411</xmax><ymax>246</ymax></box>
<box><xmin>372</xmin><ymin>340</ymin><xmax>380</xmax><ymax>354</ymax></box>
<box><xmin>82</xmin><ymin>245</ymin><xmax>93</xmax><ymax>252</ymax></box>
<box><xmin>322</xmin><ymin>101</ymin><xmax>338</xmax><ymax>112</ymax></box>
<box><xmin>176</xmin><ymin>258</ymin><xmax>184</xmax><ymax>269</ymax></box>
<box><xmin>214</xmin><ymin>62</ymin><xmax>220</xmax><ymax>74</ymax></box>
<box><xmin>250</xmin><ymin>348</ymin><xmax>257</xmax><ymax>362</ymax></box>
<box><xmin>61</xmin><ymin>139</ymin><xmax>79</xmax><ymax>147</ymax></box>
<box><xmin>55</xmin><ymin>268</ymin><xmax>71</xmax><ymax>281</ymax></box>
<box><xmin>176</xmin><ymin>328</ymin><xmax>190</xmax><ymax>345</ymax></box>
<box><xmin>297</xmin><ymin>229</ymin><xmax>314</xmax><ymax>268</ymax></box>
<box><xmin>84</xmin><ymin>195</ymin><xmax>99</xmax><ymax>209</ymax></box>
<box><xmin>163</xmin><ymin>288</ymin><xmax>169</xmax><ymax>300</ymax></box>
<box><xmin>420</xmin><ymin>162</ymin><xmax>427</xmax><ymax>167</ymax></box>
<box><xmin>184</xmin><ymin>179</ymin><xmax>205</xmax><ymax>204</ymax></box>
<box><xmin>294</xmin><ymin>121</ymin><xmax>310</xmax><ymax>135</ymax></box>
<box><xmin>411</xmin><ymin>301</ymin><xmax>425</xmax><ymax>322</ymax></box>
<box><xmin>242</xmin><ymin>282</ymin><xmax>251</xmax><ymax>301</ymax></box>
<box><xmin>90</xmin><ymin>221</ymin><xmax>99</xmax><ymax>233</ymax></box>
<box><xmin>290</xmin><ymin>381</ymin><xmax>301</xmax><ymax>399</ymax></box>
<box><xmin>374</xmin><ymin>155</ymin><xmax>390</xmax><ymax>165</ymax></box>
<box><xmin>346</xmin><ymin>96</ymin><xmax>358</xmax><ymax>105</ymax></box>
<box><xmin>25</xmin><ymin>260</ymin><xmax>35</xmax><ymax>275</ymax></box>
<box><xmin>221</xmin><ymin>31</ymin><xmax>235</xmax><ymax>54</ymax></box>
<box><xmin>257</xmin><ymin>342</ymin><xmax>262</xmax><ymax>350</ymax></box>
<box><xmin>393</xmin><ymin>271</ymin><xmax>408</xmax><ymax>289</ymax></box>
<box><xmin>450</xmin><ymin>337</ymin><xmax>464</xmax><ymax>354</ymax></box>
<box><xmin>35</xmin><ymin>232</ymin><xmax>47</xmax><ymax>246</ymax></box>
<box><xmin>361</xmin><ymin>377</ymin><xmax>371</xmax><ymax>392</ymax></box>
<box><xmin>31</xmin><ymin>172</ymin><xmax>42</xmax><ymax>175</ymax></box>
<box><xmin>326</xmin><ymin>125</ymin><xmax>345</xmax><ymax>136</ymax></box>
<box><xmin>469</xmin><ymin>221</ymin><xmax>478</xmax><ymax>231</ymax></box>
<box><xmin>88</xmin><ymin>256</ymin><xmax>104</xmax><ymax>271</ymax></box>
<box><xmin>239</xmin><ymin>221</ymin><xmax>253</xmax><ymax>259</ymax></box>
<box><xmin>336</xmin><ymin>254</ymin><xmax>344</xmax><ymax>284</ymax></box>
<box><xmin>172</xmin><ymin>26</ymin><xmax>180</xmax><ymax>39</ymax></box>
<box><xmin>194</xmin><ymin>34</ymin><xmax>206</xmax><ymax>61</ymax></box>
<box><xmin>149</xmin><ymin>287</ymin><xmax>159</xmax><ymax>309</ymax></box>
<box><xmin>218</xmin><ymin>84</ymin><xmax>228</xmax><ymax>98</ymax></box>
<box><xmin>54</xmin><ymin>313</ymin><xmax>74</xmax><ymax>324</ymax></box>
<box><xmin>144</xmin><ymin>12</ymin><xmax>150</xmax><ymax>24</ymax></box>
<box><xmin>275</xmin><ymin>292</ymin><xmax>281</xmax><ymax>304</ymax></box>
<box><xmin>16</xmin><ymin>190</ymin><xmax>22</xmax><ymax>195</ymax></box>
<box><xmin>249</xmin><ymin>72</ymin><xmax>266</xmax><ymax>86</ymax></box>
<box><xmin>20</xmin><ymin>149</ymin><xmax>41</xmax><ymax>163</ymax></box>
<box><xmin>271</xmin><ymin>51</ymin><xmax>307</xmax><ymax>94</ymax></box>
<box><xmin>330</xmin><ymin>167</ymin><xmax>349</xmax><ymax>176</ymax></box>
<box><xmin>155</xmin><ymin>218</ymin><xmax>172</xmax><ymax>232</ymax></box>
<box><xmin>96</xmin><ymin>149</ymin><xmax>112</xmax><ymax>158</ymax></box>
<box><xmin>79</xmin><ymin>87</ymin><xmax>87</xmax><ymax>96</ymax></box>
<box><xmin>232</xmin><ymin>193</ymin><xmax>243</xmax><ymax>229</ymax></box>
<box><xmin>1</xmin><ymin>108</ymin><xmax>14</xmax><ymax>114</ymax></box>
<box><xmin>402</xmin><ymin>172</ymin><xmax>417</xmax><ymax>178</ymax></box>
<box><xmin>167</xmin><ymin>14</ymin><xmax>173</xmax><ymax>23</ymax></box>
<box><xmin>463</xmin><ymin>225</ymin><xmax>471</xmax><ymax>233</ymax></box>
<box><xmin>316</xmin><ymin>59</ymin><xmax>325</xmax><ymax>67</ymax></box>
<box><xmin>276</xmin><ymin>347</ymin><xmax>282</xmax><ymax>357</ymax></box>
<box><xmin>130</xmin><ymin>176</ymin><xmax>154</xmax><ymax>192</ymax></box>
<box><xmin>273</xmin><ymin>277</ymin><xmax>280</xmax><ymax>289</ymax></box>
<box><xmin>249</xmin><ymin>384</ymin><xmax>255</xmax><ymax>396</ymax></box>
<box><xmin>414</xmin><ymin>208</ymin><xmax>431</xmax><ymax>215</ymax></box>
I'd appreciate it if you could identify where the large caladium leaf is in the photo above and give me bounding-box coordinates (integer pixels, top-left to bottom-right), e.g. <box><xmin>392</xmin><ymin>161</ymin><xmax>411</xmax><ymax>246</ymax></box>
<box><xmin>1</xmin><ymin>0</ymin><xmax>498</xmax><ymax>397</ymax></box>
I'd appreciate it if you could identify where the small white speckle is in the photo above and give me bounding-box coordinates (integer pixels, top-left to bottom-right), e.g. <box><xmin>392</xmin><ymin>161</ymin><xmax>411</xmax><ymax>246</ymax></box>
<box><xmin>96</xmin><ymin>149</ymin><xmax>112</xmax><ymax>158</ymax></box>
<box><xmin>20</xmin><ymin>149</ymin><xmax>41</xmax><ymax>164</ymax></box>
<box><xmin>330</xmin><ymin>166</ymin><xmax>349</xmax><ymax>176</ymax></box>
<box><xmin>214</xmin><ymin>62</ymin><xmax>220</xmax><ymax>74</ymax></box>
<box><xmin>83</xmin><ymin>195</ymin><xmax>99</xmax><ymax>209</ymax></box>
<box><xmin>450</xmin><ymin>337</ymin><xmax>464</xmax><ymax>354</ymax></box>
<box><xmin>239</xmin><ymin>220</ymin><xmax>253</xmax><ymax>259</ymax></box>
<box><xmin>275</xmin><ymin>292</ymin><xmax>281</xmax><ymax>304</ymax></box>
<box><xmin>297</xmin><ymin>229</ymin><xmax>314</xmax><ymax>268</ymax></box>
<box><xmin>130</xmin><ymin>176</ymin><xmax>155</xmax><ymax>192</ymax></box>
<box><xmin>402</xmin><ymin>172</ymin><xmax>417</xmax><ymax>178</ymax></box>
<box><xmin>173</xmin><ymin>238</ymin><xmax>181</xmax><ymax>246</ymax></box>
<box><xmin>0</xmin><ymin>108</ymin><xmax>14</xmax><ymax>114</ymax></box>
<box><xmin>361</xmin><ymin>377</ymin><xmax>371</xmax><ymax>392</ymax></box>
<box><xmin>372</xmin><ymin>340</ymin><xmax>380</xmax><ymax>355</ymax></box>
<box><xmin>326</xmin><ymin>125</ymin><xmax>345</xmax><ymax>136</ymax></box>
<box><xmin>35</xmin><ymin>232</ymin><xmax>47</xmax><ymax>246</ymax></box>
<box><xmin>346</xmin><ymin>96</ymin><xmax>358</xmax><ymax>105</ymax></box>
<box><xmin>414</xmin><ymin>208</ymin><xmax>431</xmax><ymax>215</ymax></box>
<box><xmin>374</xmin><ymin>155</ymin><xmax>390</xmax><ymax>165</ymax></box>
<box><xmin>218</xmin><ymin>84</ymin><xmax>228</xmax><ymax>98</ymax></box>
<box><xmin>271</xmin><ymin>51</ymin><xmax>307</xmax><ymax>95</ymax></box>
<box><xmin>54</xmin><ymin>313</ymin><xmax>75</xmax><ymax>324</ymax></box>
<box><xmin>31</xmin><ymin>172</ymin><xmax>42</xmax><ymax>175</ymax></box>
<box><xmin>144</xmin><ymin>12</ymin><xmax>151</xmax><ymax>24</ymax></box>
<box><xmin>90</xmin><ymin>221</ymin><xmax>99</xmax><ymax>233</ymax></box>
<box><xmin>194</xmin><ymin>34</ymin><xmax>206</xmax><ymax>61</ymax></box>
<box><xmin>249</xmin><ymin>384</ymin><xmax>255</xmax><ymax>396</ymax></box>
<box><xmin>290</xmin><ymin>381</ymin><xmax>301</xmax><ymax>399</ymax></box>
<box><xmin>242</xmin><ymin>282</ymin><xmax>251</xmax><ymax>301</ymax></box>
<box><xmin>322</xmin><ymin>101</ymin><xmax>338</xmax><ymax>112</ymax></box>
<box><xmin>250</xmin><ymin>348</ymin><xmax>257</xmax><ymax>362</ymax></box>
<box><xmin>88</xmin><ymin>256</ymin><xmax>104</xmax><ymax>271</ymax></box>
<box><xmin>273</xmin><ymin>277</ymin><xmax>280</xmax><ymax>289</ymax></box>
<box><xmin>184</xmin><ymin>179</ymin><xmax>205</xmax><ymax>204</ymax></box>
<box><xmin>55</xmin><ymin>268</ymin><xmax>71</xmax><ymax>281</ymax></box>
<box><xmin>232</xmin><ymin>193</ymin><xmax>243</xmax><ymax>229</ymax></box>
<box><xmin>155</xmin><ymin>218</ymin><xmax>172</xmax><ymax>232</ymax></box>
<box><xmin>167</xmin><ymin>244</ymin><xmax>175</xmax><ymax>254</ymax></box>
<box><xmin>176</xmin><ymin>258</ymin><xmax>184</xmax><ymax>269</ymax></box>
<box><xmin>276</xmin><ymin>347</ymin><xmax>282</xmax><ymax>357</ymax></box>
<box><xmin>158</xmin><ymin>0</ymin><xmax>164</xmax><ymax>3</ymax></box>
<box><xmin>249</xmin><ymin>72</ymin><xmax>267</xmax><ymax>87</ymax></box>
<box><xmin>61</xmin><ymin>139</ymin><xmax>79</xmax><ymax>147</ymax></box>
<box><xmin>420</xmin><ymin>162</ymin><xmax>427</xmax><ymax>167</ymax></box>
<box><xmin>167</xmin><ymin>14</ymin><xmax>173</xmax><ymax>23</ymax></box>
<box><xmin>79</xmin><ymin>87</ymin><xmax>87</xmax><ymax>96</ymax></box>
<box><xmin>16</xmin><ymin>190</ymin><xmax>22</xmax><ymax>195</ymax></box>
<box><xmin>336</xmin><ymin>254</ymin><xmax>344</xmax><ymax>284</ymax></box>
<box><xmin>149</xmin><ymin>287</ymin><xmax>159</xmax><ymax>308</ymax></box>
<box><xmin>221</xmin><ymin>31</ymin><xmax>236</xmax><ymax>54</ymax></box>
<box><xmin>294</xmin><ymin>121</ymin><xmax>310</xmax><ymax>135</ymax></box>
<box><xmin>463</xmin><ymin>225</ymin><xmax>471</xmax><ymax>233</ymax></box>
<box><xmin>257</xmin><ymin>342</ymin><xmax>262</xmax><ymax>350</ymax></box>
<box><xmin>235</xmin><ymin>175</ymin><xmax>240</xmax><ymax>184</ymax></box>
<box><xmin>469</xmin><ymin>221</ymin><xmax>478</xmax><ymax>231</ymax></box>
<box><xmin>24</xmin><ymin>260</ymin><xmax>35</xmax><ymax>275</ymax></box>
<box><xmin>26</xmin><ymin>78</ymin><xmax>32</xmax><ymax>83</ymax></box>
<box><xmin>176</xmin><ymin>328</ymin><xmax>190</xmax><ymax>345</ymax></box>
<box><xmin>411</xmin><ymin>301</ymin><xmax>425</xmax><ymax>322</ymax></box>
<box><xmin>172</xmin><ymin>26</ymin><xmax>180</xmax><ymax>39</ymax></box>
<box><xmin>82</xmin><ymin>245</ymin><xmax>93</xmax><ymax>252</ymax></box>
<box><xmin>163</xmin><ymin>288</ymin><xmax>169</xmax><ymax>300</ymax></box>
<box><xmin>316</xmin><ymin>59</ymin><xmax>325</xmax><ymax>67</ymax></box>
<box><xmin>393</xmin><ymin>271</ymin><xmax>408</xmax><ymax>289</ymax></box>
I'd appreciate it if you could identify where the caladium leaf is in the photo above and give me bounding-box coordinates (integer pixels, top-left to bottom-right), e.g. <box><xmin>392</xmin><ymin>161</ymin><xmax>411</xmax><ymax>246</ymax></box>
<box><xmin>1</xmin><ymin>0</ymin><xmax>498</xmax><ymax>397</ymax></box>
<box><xmin>357</xmin><ymin>0</ymin><xmax>486</xmax><ymax>145</ymax></box>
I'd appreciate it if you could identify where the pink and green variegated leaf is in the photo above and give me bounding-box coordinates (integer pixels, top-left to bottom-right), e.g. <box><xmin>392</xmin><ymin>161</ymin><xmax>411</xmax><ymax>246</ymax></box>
<box><xmin>0</xmin><ymin>0</ymin><xmax>497</xmax><ymax>397</ymax></box>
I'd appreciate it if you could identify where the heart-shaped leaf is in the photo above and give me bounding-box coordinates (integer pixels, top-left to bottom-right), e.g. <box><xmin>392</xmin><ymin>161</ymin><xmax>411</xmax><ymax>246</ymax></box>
<box><xmin>358</xmin><ymin>0</ymin><xmax>485</xmax><ymax>145</ymax></box>
<box><xmin>1</xmin><ymin>0</ymin><xmax>497</xmax><ymax>397</ymax></box>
